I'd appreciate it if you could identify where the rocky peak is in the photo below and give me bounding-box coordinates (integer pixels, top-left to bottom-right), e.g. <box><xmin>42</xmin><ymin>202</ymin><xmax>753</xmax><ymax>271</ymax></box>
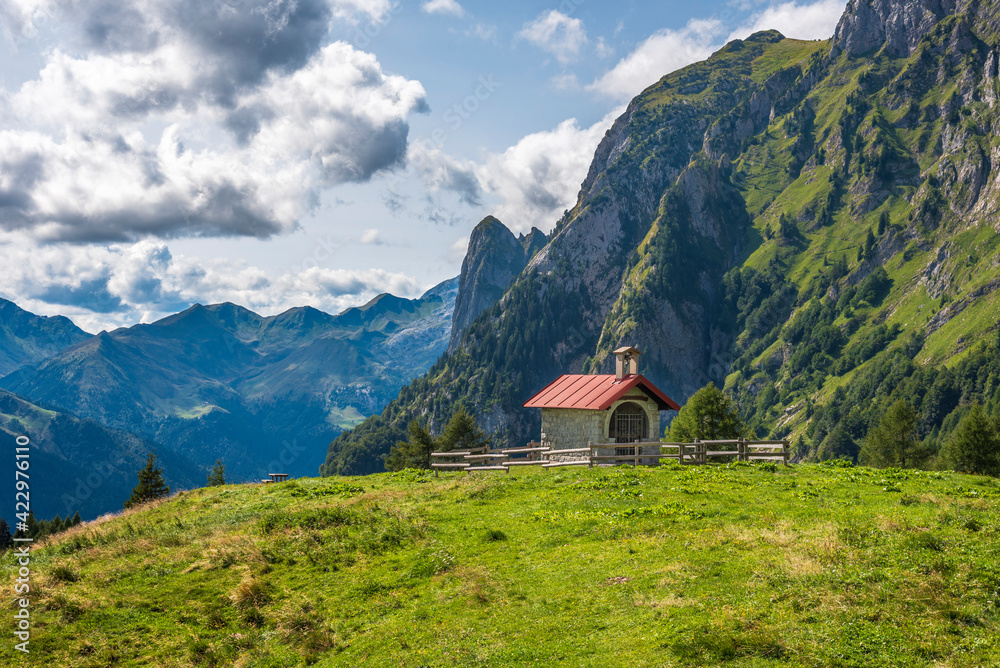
<box><xmin>831</xmin><ymin>0</ymin><xmax>960</xmax><ymax>58</ymax></box>
<box><xmin>448</xmin><ymin>216</ymin><xmax>534</xmax><ymax>353</ymax></box>
<box><xmin>519</xmin><ymin>227</ymin><xmax>548</xmax><ymax>261</ymax></box>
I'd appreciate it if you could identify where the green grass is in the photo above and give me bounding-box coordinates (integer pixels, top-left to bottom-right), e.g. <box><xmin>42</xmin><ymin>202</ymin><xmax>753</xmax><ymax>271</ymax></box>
<box><xmin>5</xmin><ymin>464</ymin><xmax>999</xmax><ymax>667</ymax></box>
<box><xmin>326</xmin><ymin>405</ymin><xmax>368</xmax><ymax>429</ymax></box>
<box><xmin>749</xmin><ymin>39</ymin><xmax>827</xmax><ymax>84</ymax></box>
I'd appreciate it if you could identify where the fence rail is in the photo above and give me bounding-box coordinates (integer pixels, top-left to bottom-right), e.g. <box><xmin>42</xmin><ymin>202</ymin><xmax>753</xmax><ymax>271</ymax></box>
<box><xmin>430</xmin><ymin>438</ymin><xmax>789</xmax><ymax>475</ymax></box>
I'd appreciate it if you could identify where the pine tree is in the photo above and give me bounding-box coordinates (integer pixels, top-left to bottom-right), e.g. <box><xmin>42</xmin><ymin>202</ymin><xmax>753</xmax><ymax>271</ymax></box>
<box><xmin>384</xmin><ymin>419</ymin><xmax>438</xmax><ymax>471</ymax></box>
<box><xmin>942</xmin><ymin>404</ymin><xmax>1000</xmax><ymax>475</ymax></box>
<box><xmin>878</xmin><ymin>209</ymin><xmax>889</xmax><ymax>236</ymax></box>
<box><xmin>0</xmin><ymin>518</ymin><xmax>12</xmax><ymax>551</ymax></box>
<box><xmin>864</xmin><ymin>228</ymin><xmax>876</xmax><ymax>260</ymax></box>
<box><xmin>24</xmin><ymin>511</ymin><xmax>39</xmax><ymax>539</ymax></box>
<box><xmin>207</xmin><ymin>459</ymin><xmax>226</xmax><ymax>486</ymax></box>
<box><xmin>71</xmin><ymin>512</ymin><xmax>81</xmax><ymax>527</ymax></box>
<box><xmin>778</xmin><ymin>213</ymin><xmax>794</xmax><ymax>239</ymax></box>
<box><xmin>438</xmin><ymin>405</ymin><xmax>491</xmax><ymax>452</ymax></box>
<box><xmin>859</xmin><ymin>400</ymin><xmax>928</xmax><ymax>468</ymax></box>
<box><xmin>667</xmin><ymin>383</ymin><xmax>745</xmax><ymax>442</ymax></box>
<box><xmin>125</xmin><ymin>453</ymin><xmax>171</xmax><ymax>509</ymax></box>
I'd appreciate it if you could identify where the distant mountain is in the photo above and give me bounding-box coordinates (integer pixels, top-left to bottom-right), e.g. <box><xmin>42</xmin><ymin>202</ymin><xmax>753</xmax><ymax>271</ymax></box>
<box><xmin>325</xmin><ymin>0</ymin><xmax>1000</xmax><ymax>474</ymax></box>
<box><xmin>0</xmin><ymin>298</ymin><xmax>91</xmax><ymax>376</ymax></box>
<box><xmin>0</xmin><ymin>389</ymin><xmax>201</xmax><ymax>520</ymax></box>
<box><xmin>2</xmin><ymin>278</ymin><xmax>458</xmax><ymax>480</ymax></box>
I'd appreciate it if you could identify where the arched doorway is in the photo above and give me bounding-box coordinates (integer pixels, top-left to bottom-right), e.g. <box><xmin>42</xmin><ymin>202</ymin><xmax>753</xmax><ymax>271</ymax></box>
<box><xmin>608</xmin><ymin>402</ymin><xmax>648</xmax><ymax>447</ymax></box>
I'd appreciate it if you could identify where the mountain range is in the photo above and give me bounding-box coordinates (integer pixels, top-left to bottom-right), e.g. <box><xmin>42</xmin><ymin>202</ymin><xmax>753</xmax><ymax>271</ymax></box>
<box><xmin>0</xmin><ymin>279</ymin><xmax>457</xmax><ymax>515</ymax></box>
<box><xmin>0</xmin><ymin>388</ymin><xmax>202</xmax><ymax>521</ymax></box>
<box><xmin>324</xmin><ymin>0</ymin><xmax>1000</xmax><ymax>474</ymax></box>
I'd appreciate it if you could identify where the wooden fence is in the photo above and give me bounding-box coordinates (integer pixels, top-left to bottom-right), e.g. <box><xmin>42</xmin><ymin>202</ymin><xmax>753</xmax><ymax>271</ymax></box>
<box><xmin>430</xmin><ymin>438</ymin><xmax>788</xmax><ymax>474</ymax></box>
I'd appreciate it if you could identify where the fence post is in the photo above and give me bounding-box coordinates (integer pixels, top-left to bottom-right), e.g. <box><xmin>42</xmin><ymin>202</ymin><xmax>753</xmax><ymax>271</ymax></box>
<box><xmin>588</xmin><ymin>442</ymin><xmax>593</xmax><ymax>468</ymax></box>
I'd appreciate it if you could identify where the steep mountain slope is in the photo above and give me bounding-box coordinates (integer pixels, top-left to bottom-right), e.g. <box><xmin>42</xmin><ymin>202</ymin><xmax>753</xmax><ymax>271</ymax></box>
<box><xmin>0</xmin><ymin>298</ymin><xmax>91</xmax><ymax>376</ymax></box>
<box><xmin>3</xmin><ymin>279</ymin><xmax>457</xmax><ymax>480</ymax></box>
<box><xmin>0</xmin><ymin>389</ymin><xmax>200</xmax><ymax>520</ymax></box>
<box><xmin>448</xmin><ymin>217</ymin><xmax>546</xmax><ymax>353</ymax></box>
<box><xmin>325</xmin><ymin>0</ymin><xmax>1000</xmax><ymax>474</ymax></box>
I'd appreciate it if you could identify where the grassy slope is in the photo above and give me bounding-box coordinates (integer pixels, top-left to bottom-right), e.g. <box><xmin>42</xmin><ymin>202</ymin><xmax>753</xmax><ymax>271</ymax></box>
<box><xmin>4</xmin><ymin>464</ymin><xmax>999</xmax><ymax>667</ymax></box>
<box><xmin>719</xmin><ymin>25</ymin><xmax>1000</xmax><ymax>445</ymax></box>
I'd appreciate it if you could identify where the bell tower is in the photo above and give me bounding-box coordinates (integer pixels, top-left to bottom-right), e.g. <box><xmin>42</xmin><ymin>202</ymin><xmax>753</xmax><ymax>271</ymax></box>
<box><xmin>614</xmin><ymin>346</ymin><xmax>641</xmax><ymax>380</ymax></box>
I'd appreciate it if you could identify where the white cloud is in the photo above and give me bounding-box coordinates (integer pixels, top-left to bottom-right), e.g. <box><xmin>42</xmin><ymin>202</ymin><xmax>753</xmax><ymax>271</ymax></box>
<box><xmin>595</xmin><ymin>37</ymin><xmax>614</xmax><ymax>58</ymax></box>
<box><xmin>0</xmin><ymin>2</ymin><xmax>428</xmax><ymax>242</ymax></box>
<box><xmin>0</xmin><ymin>235</ymin><xmax>422</xmax><ymax>332</ymax></box>
<box><xmin>466</xmin><ymin>23</ymin><xmax>497</xmax><ymax>43</ymax></box>
<box><xmin>407</xmin><ymin>142</ymin><xmax>482</xmax><ymax>206</ymax></box>
<box><xmin>727</xmin><ymin>0</ymin><xmax>845</xmax><ymax>42</ymax></box>
<box><xmin>448</xmin><ymin>236</ymin><xmax>469</xmax><ymax>262</ymax></box>
<box><xmin>517</xmin><ymin>10</ymin><xmax>588</xmax><ymax>64</ymax></box>
<box><xmin>360</xmin><ymin>228</ymin><xmax>383</xmax><ymax>244</ymax></box>
<box><xmin>421</xmin><ymin>0</ymin><xmax>464</xmax><ymax>17</ymax></box>
<box><xmin>409</xmin><ymin>107</ymin><xmax>621</xmax><ymax>233</ymax></box>
<box><xmin>476</xmin><ymin>109</ymin><xmax>621</xmax><ymax>233</ymax></box>
<box><xmin>243</xmin><ymin>42</ymin><xmax>427</xmax><ymax>184</ymax></box>
<box><xmin>588</xmin><ymin>18</ymin><xmax>721</xmax><ymax>99</ymax></box>
<box><xmin>328</xmin><ymin>0</ymin><xmax>395</xmax><ymax>22</ymax></box>
<box><xmin>551</xmin><ymin>73</ymin><xmax>580</xmax><ymax>90</ymax></box>
<box><xmin>0</xmin><ymin>0</ymin><xmax>55</xmax><ymax>44</ymax></box>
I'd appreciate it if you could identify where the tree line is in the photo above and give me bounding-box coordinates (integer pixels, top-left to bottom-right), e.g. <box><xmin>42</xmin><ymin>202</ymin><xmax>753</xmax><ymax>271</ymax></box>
<box><xmin>672</xmin><ymin>382</ymin><xmax>1000</xmax><ymax>475</ymax></box>
<box><xmin>0</xmin><ymin>511</ymin><xmax>83</xmax><ymax>550</ymax></box>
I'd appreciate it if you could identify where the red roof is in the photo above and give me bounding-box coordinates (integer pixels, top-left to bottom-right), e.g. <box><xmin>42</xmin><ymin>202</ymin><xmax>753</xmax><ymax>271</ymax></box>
<box><xmin>523</xmin><ymin>374</ymin><xmax>680</xmax><ymax>411</ymax></box>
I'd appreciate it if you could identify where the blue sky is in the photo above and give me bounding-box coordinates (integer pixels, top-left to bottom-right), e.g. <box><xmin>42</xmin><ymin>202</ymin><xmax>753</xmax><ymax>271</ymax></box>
<box><xmin>0</xmin><ymin>0</ymin><xmax>846</xmax><ymax>332</ymax></box>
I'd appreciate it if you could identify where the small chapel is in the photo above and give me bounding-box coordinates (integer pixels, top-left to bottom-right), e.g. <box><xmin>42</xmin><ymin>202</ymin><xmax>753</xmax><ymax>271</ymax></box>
<box><xmin>523</xmin><ymin>347</ymin><xmax>680</xmax><ymax>454</ymax></box>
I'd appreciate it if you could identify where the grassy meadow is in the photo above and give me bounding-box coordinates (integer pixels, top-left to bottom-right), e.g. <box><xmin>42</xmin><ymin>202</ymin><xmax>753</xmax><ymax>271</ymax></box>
<box><xmin>3</xmin><ymin>462</ymin><xmax>999</xmax><ymax>667</ymax></box>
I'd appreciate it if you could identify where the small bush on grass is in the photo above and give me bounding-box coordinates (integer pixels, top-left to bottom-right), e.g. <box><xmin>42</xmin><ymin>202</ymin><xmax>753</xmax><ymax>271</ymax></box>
<box><xmin>231</xmin><ymin>573</ymin><xmax>271</xmax><ymax>610</ymax></box>
<box><xmin>483</xmin><ymin>529</ymin><xmax>507</xmax><ymax>542</ymax></box>
<box><xmin>50</xmin><ymin>564</ymin><xmax>79</xmax><ymax>583</ymax></box>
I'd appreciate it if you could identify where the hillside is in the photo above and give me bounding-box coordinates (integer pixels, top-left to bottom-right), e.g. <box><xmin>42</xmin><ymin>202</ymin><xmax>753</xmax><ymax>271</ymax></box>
<box><xmin>0</xmin><ymin>298</ymin><xmax>90</xmax><ymax>377</ymax></box>
<box><xmin>4</xmin><ymin>464</ymin><xmax>998</xmax><ymax>666</ymax></box>
<box><xmin>325</xmin><ymin>0</ymin><xmax>1000</xmax><ymax>475</ymax></box>
<box><xmin>0</xmin><ymin>389</ymin><xmax>201</xmax><ymax>520</ymax></box>
<box><xmin>2</xmin><ymin>279</ymin><xmax>457</xmax><ymax>481</ymax></box>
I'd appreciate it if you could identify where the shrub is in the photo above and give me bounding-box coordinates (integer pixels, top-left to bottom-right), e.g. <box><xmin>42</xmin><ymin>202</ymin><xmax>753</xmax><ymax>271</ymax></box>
<box><xmin>50</xmin><ymin>565</ymin><xmax>79</xmax><ymax>583</ymax></box>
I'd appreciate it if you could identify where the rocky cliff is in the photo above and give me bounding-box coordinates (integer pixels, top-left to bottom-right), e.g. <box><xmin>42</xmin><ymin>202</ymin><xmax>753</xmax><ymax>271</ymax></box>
<box><xmin>448</xmin><ymin>217</ymin><xmax>545</xmax><ymax>353</ymax></box>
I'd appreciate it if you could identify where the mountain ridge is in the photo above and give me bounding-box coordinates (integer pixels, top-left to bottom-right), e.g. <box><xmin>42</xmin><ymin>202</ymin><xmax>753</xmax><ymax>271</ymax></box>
<box><xmin>0</xmin><ymin>298</ymin><xmax>91</xmax><ymax>377</ymax></box>
<box><xmin>2</xmin><ymin>279</ymin><xmax>458</xmax><ymax>480</ymax></box>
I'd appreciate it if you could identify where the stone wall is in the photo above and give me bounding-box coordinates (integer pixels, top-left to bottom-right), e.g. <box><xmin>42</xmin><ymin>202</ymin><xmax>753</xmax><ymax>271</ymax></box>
<box><xmin>539</xmin><ymin>387</ymin><xmax>664</xmax><ymax>462</ymax></box>
<box><xmin>541</xmin><ymin>408</ymin><xmax>605</xmax><ymax>460</ymax></box>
